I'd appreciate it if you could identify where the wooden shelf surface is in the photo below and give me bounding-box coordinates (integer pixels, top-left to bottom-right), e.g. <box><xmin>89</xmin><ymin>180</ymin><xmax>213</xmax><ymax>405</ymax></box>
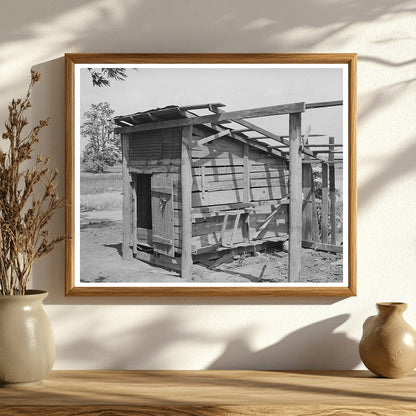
<box><xmin>1</xmin><ymin>370</ymin><xmax>415</xmax><ymax>415</ymax></box>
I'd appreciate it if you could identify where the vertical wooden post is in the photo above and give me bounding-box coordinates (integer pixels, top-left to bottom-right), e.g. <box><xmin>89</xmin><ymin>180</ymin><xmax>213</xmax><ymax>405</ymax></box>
<box><xmin>302</xmin><ymin>154</ymin><xmax>313</xmax><ymax>242</ymax></box>
<box><xmin>122</xmin><ymin>134</ymin><xmax>133</xmax><ymax>260</ymax></box>
<box><xmin>181</xmin><ymin>126</ymin><xmax>193</xmax><ymax>279</ymax></box>
<box><xmin>288</xmin><ymin>112</ymin><xmax>302</xmax><ymax>282</ymax></box>
<box><xmin>201</xmin><ymin>165</ymin><xmax>206</xmax><ymax>200</ymax></box>
<box><xmin>302</xmin><ymin>142</ymin><xmax>320</xmax><ymax>243</ymax></box>
<box><xmin>243</xmin><ymin>143</ymin><xmax>250</xmax><ymax>203</ymax></box>
<box><xmin>311</xmin><ymin>193</ymin><xmax>320</xmax><ymax>242</ymax></box>
<box><xmin>329</xmin><ymin>137</ymin><xmax>337</xmax><ymax>245</ymax></box>
<box><xmin>242</xmin><ymin>214</ymin><xmax>250</xmax><ymax>244</ymax></box>
<box><xmin>321</xmin><ymin>162</ymin><xmax>329</xmax><ymax>244</ymax></box>
<box><xmin>242</xmin><ymin>143</ymin><xmax>251</xmax><ymax>244</ymax></box>
<box><xmin>132</xmin><ymin>174</ymin><xmax>137</xmax><ymax>257</ymax></box>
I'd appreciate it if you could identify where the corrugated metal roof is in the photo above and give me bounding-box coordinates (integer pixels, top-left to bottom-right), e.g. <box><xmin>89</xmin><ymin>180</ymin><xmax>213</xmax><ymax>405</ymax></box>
<box><xmin>114</xmin><ymin>104</ymin><xmax>287</xmax><ymax>160</ymax></box>
<box><xmin>114</xmin><ymin>105</ymin><xmax>189</xmax><ymax>127</ymax></box>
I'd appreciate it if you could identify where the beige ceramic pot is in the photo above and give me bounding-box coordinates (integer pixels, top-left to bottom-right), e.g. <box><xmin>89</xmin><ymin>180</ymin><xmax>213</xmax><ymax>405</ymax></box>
<box><xmin>359</xmin><ymin>302</ymin><xmax>416</xmax><ymax>378</ymax></box>
<box><xmin>0</xmin><ymin>290</ymin><xmax>55</xmax><ymax>387</ymax></box>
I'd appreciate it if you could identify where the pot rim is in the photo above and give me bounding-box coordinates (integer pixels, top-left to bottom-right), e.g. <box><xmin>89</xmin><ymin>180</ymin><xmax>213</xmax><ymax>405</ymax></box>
<box><xmin>377</xmin><ymin>302</ymin><xmax>407</xmax><ymax>306</ymax></box>
<box><xmin>377</xmin><ymin>302</ymin><xmax>407</xmax><ymax>312</ymax></box>
<box><xmin>0</xmin><ymin>290</ymin><xmax>48</xmax><ymax>301</ymax></box>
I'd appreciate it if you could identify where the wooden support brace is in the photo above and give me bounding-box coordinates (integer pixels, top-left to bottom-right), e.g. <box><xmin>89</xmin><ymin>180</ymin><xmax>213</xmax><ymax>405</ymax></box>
<box><xmin>197</xmin><ymin>129</ymin><xmax>231</xmax><ymax>145</ymax></box>
<box><xmin>288</xmin><ymin>112</ymin><xmax>303</xmax><ymax>282</ymax></box>
<box><xmin>242</xmin><ymin>213</ymin><xmax>250</xmax><ymax>243</ymax></box>
<box><xmin>254</xmin><ymin>208</ymin><xmax>280</xmax><ymax>239</ymax></box>
<box><xmin>230</xmin><ymin>212</ymin><xmax>241</xmax><ymax>247</ymax></box>
<box><xmin>181</xmin><ymin>125</ymin><xmax>193</xmax><ymax>279</ymax></box>
<box><xmin>220</xmin><ymin>213</ymin><xmax>230</xmax><ymax>246</ymax></box>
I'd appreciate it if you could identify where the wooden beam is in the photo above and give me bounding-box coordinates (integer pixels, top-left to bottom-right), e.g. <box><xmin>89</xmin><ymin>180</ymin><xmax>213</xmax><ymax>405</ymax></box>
<box><xmin>210</xmin><ymin>108</ymin><xmax>319</xmax><ymax>160</ymax></box>
<box><xmin>288</xmin><ymin>112</ymin><xmax>303</xmax><ymax>282</ymax></box>
<box><xmin>305</xmin><ymin>144</ymin><xmax>343</xmax><ymax>148</ymax></box>
<box><xmin>117</xmin><ymin>102</ymin><xmax>306</xmax><ymax>133</ymax></box>
<box><xmin>121</xmin><ymin>134</ymin><xmax>133</xmax><ymax>260</ymax></box>
<box><xmin>230</xmin><ymin>212</ymin><xmax>242</xmax><ymax>247</ymax></box>
<box><xmin>302</xmin><ymin>240</ymin><xmax>343</xmax><ymax>254</ymax></box>
<box><xmin>302</xmin><ymin>147</ymin><xmax>313</xmax><ymax>243</ymax></box>
<box><xmin>146</xmin><ymin>113</ymin><xmax>157</xmax><ymax>121</ymax></box>
<box><xmin>132</xmin><ymin>174</ymin><xmax>137</xmax><ymax>256</ymax></box>
<box><xmin>220</xmin><ymin>213</ymin><xmax>229</xmax><ymax>246</ymax></box>
<box><xmin>311</xmin><ymin>193</ymin><xmax>320</xmax><ymax>242</ymax></box>
<box><xmin>204</xmin><ymin>123</ymin><xmax>286</xmax><ymax>159</ymax></box>
<box><xmin>279</xmin><ymin>134</ymin><xmax>326</xmax><ymax>138</ymax></box>
<box><xmin>180</xmin><ymin>103</ymin><xmax>225</xmax><ymax>111</ymax></box>
<box><xmin>135</xmin><ymin>251</ymin><xmax>181</xmax><ymax>272</ymax></box>
<box><xmin>117</xmin><ymin>120</ymin><xmax>133</xmax><ymax>127</ymax></box>
<box><xmin>181</xmin><ymin>126</ymin><xmax>193</xmax><ymax>279</ymax></box>
<box><xmin>197</xmin><ymin>129</ymin><xmax>231</xmax><ymax>146</ymax></box>
<box><xmin>226</xmin><ymin>117</ymin><xmax>289</xmax><ymax>147</ymax></box>
<box><xmin>302</xmin><ymin>159</ymin><xmax>343</xmax><ymax>164</ymax></box>
<box><xmin>242</xmin><ymin>214</ymin><xmax>250</xmax><ymax>244</ymax></box>
<box><xmin>201</xmin><ymin>165</ymin><xmax>206</xmax><ymax>200</ymax></box>
<box><xmin>305</xmin><ymin>100</ymin><xmax>343</xmax><ymax>109</ymax></box>
<box><xmin>249</xmin><ymin>136</ymin><xmax>268</xmax><ymax>141</ymax></box>
<box><xmin>321</xmin><ymin>162</ymin><xmax>329</xmax><ymax>244</ymax></box>
<box><xmin>270</xmin><ymin>144</ymin><xmax>289</xmax><ymax>148</ymax></box>
<box><xmin>243</xmin><ymin>144</ymin><xmax>250</xmax><ymax>203</ymax></box>
<box><xmin>329</xmin><ymin>137</ymin><xmax>337</xmax><ymax>245</ymax></box>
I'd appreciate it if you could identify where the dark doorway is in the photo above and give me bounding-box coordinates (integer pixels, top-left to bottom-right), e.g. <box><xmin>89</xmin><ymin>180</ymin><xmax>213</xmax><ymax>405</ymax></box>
<box><xmin>136</xmin><ymin>174</ymin><xmax>152</xmax><ymax>229</ymax></box>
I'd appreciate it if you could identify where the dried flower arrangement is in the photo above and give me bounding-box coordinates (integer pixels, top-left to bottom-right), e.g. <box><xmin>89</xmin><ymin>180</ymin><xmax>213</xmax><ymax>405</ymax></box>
<box><xmin>0</xmin><ymin>71</ymin><xmax>65</xmax><ymax>295</ymax></box>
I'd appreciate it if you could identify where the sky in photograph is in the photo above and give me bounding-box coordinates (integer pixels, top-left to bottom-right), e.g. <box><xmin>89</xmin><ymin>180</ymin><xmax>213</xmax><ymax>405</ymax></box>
<box><xmin>78</xmin><ymin>65</ymin><xmax>345</xmax><ymax>150</ymax></box>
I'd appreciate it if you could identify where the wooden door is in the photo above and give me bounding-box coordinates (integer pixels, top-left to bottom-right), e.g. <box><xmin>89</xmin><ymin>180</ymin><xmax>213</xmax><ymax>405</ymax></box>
<box><xmin>151</xmin><ymin>176</ymin><xmax>174</xmax><ymax>257</ymax></box>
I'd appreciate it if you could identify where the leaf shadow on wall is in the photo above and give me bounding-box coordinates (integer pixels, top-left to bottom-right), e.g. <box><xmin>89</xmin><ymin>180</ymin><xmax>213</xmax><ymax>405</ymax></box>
<box><xmin>52</xmin><ymin>309</ymin><xmax>221</xmax><ymax>369</ymax></box>
<box><xmin>207</xmin><ymin>314</ymin><xmax>360</xmax><ymax>370</ymax></box>
<box><xmin>52</xmin><ymin>307</ymin><xmax>359</xmax><ymax>370</ymax></box>
<box><xmin>0</xmin><ymin>0</ymin><xmax>414</xmax><ymax>98</ymax></box>
<box><xmin>356</xmin><ymin>54</ymin><xmax>416</xmax><ymax>210</ymax></box>
<box><xmin>358</xmin><ymin>139</ymin><xmax>416</xmax><ymax>210</ymax></box>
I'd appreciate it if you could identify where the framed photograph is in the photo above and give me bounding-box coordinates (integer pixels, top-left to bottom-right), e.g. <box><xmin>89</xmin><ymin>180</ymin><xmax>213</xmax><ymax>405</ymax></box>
<box><xmin>65</xmin><ymin>53</ymin><xmax>356</xmax><ymax>296</ymax></box>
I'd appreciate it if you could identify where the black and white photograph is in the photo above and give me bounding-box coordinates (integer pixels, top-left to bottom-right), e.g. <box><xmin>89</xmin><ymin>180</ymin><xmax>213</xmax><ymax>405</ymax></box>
<box><xmin>65</xmin><ymin>54</ymin><xmax>356</xmax><ymax>296</ymax></box>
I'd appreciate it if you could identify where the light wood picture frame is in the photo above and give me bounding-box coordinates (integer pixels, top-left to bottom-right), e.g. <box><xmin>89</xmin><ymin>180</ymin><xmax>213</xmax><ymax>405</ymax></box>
<box><xmin>65</xmin><ymin>53</ymin><xmax>356</xmax><ymax>296</ymax></box>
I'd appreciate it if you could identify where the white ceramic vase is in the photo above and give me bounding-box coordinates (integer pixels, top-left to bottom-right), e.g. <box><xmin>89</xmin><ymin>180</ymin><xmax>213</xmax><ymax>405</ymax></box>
<box><xmin>0</xmin><ymin>290</ymin><xmax>55</xmax><ymax>387</ymax></box>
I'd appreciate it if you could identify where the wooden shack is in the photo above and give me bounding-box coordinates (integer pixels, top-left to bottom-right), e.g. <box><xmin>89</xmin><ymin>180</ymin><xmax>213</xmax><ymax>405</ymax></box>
<box><xmin>114</xmin><ymin>101</ymin><xmax>343</xmax><ymax>281</ymax></box>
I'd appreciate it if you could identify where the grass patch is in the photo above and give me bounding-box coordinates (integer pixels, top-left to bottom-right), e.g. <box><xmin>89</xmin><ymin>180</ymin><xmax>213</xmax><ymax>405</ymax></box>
<box><xmin>81</xmin><ymin>192</ymin><xmax>122</xmax><ymax>212</ymax></box>
<box><xmin>81</xmin><ymin>172</ymin><xmax>122</xmax><ymax>195</ymax></box>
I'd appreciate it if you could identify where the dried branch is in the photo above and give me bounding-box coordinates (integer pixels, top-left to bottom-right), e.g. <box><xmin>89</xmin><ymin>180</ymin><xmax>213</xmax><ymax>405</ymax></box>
<box><xmin>0</xmin><ymin>71</ymin><xmax>66</xmax><ymax>295</ymax></box>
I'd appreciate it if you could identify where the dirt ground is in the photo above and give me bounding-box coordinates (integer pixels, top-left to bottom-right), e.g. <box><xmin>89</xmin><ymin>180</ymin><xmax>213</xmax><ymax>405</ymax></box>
<box><xmin>80</xmin><ymin>211</ymin><xmax>343</xmax><ymax>284</ymax></box>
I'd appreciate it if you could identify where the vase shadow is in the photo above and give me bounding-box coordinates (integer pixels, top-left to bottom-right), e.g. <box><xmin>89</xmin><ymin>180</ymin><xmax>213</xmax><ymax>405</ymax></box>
<box><xmin>208</xmin><ymin>314</ymin><xmax>360</xmax><ymax>371</ymax></box>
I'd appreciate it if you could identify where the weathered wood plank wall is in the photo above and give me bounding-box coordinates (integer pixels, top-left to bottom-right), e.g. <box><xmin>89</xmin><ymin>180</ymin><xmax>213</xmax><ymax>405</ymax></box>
<box><xmin>190</xmin><ymin>132</ymin><xmax>289</xmax><ymax>253</ymax></box>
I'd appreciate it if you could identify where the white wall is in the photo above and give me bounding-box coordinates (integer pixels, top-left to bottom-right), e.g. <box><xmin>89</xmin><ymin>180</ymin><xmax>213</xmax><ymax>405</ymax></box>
<box><xmin>1</xmin><ymin>0</ymin><xmax>415</xmax><ymax>370</ymax></box>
